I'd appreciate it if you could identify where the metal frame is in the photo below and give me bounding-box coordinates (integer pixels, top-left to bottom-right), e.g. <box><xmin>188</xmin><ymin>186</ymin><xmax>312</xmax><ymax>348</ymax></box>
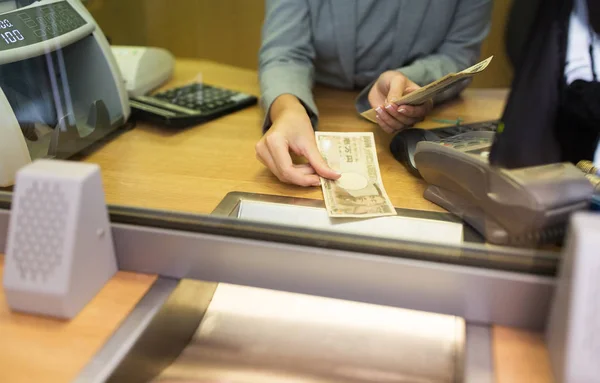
<box><xmin>73</xmin><ymin>277</ymin><xmax>182</xmax><ymax>383</ymax></box>
<box><xmin>78</xmin><ymin>278</ymin><xmax>217</xmax><ymax>383</ymax></box>
<box><xmin>1</xmin><ymin>191</ymin><xmax>558</xmax><ymax>330</ymax></box>
<box><xmin>0</xmin><ymin>207</ymin><xmax>7</xmax><ymax>254</ymax></box>
<box><xmin>0</xmin><ymin>191</ymin><xmax>561</xmax><ymax>274</ymax></box>
<box><xmin>110</xmin><ymin>220</ymin><xmax>554</xmax><ymax>329</ymax></box>
<box><xmin>464</xmin><ymin>325</ymin><xmax>494</xmax><ymax>383</ymax></box>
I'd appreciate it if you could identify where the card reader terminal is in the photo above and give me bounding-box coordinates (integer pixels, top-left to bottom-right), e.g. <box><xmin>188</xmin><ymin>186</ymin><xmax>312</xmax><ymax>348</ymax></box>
<box><xmin>390</xmin><ymin>120</ymin><xmax>498</xmax><ymax>177</ymax></box>
<box><xmin>414</xmin><ymin>132</ymin><xmax>595</xmax><ymax>246</ymax></box>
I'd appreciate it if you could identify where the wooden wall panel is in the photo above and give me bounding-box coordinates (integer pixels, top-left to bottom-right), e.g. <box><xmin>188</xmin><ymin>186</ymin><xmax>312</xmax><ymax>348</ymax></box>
<box><xmin>88</xmin><ymin>0</ymin><xmax>512</xmax><ymax>88</ymax></box>
<box><xmin>86</xmin><ymin>0</ymin><xmax>148</xmax><ymax>46</ymax></box>
<box><xmin>143</xmin><ymin>0</ymin><xmax>264</xmax><ymax>70</ymax></box>
<box><xmin>471</xmin><ymin>0</ymin><xmax>515</xmax><ymax>88</ymax></box>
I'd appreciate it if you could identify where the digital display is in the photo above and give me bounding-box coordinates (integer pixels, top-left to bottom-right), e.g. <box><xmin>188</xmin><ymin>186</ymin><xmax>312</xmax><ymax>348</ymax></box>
<box><xmin>0</xmin><ymin>19</ymin><xmax>24</xmax><ymax>45</ymax></box>
<box><xmin>0</xmin><ymin>1</ymin><xmax>87</xmax><ymax>51</ymax></box>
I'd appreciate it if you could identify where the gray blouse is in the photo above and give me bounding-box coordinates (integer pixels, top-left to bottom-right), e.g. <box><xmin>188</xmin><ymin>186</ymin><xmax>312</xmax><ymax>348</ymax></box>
<box><xmin>259</xmin><ymin>0</ymin><xmax>493</xmax><ymax>130</ymax></box>
<box><xmin>354</xmin><ymin>0</ymin><xmax>398</xmax><ymax>88</ymax></box>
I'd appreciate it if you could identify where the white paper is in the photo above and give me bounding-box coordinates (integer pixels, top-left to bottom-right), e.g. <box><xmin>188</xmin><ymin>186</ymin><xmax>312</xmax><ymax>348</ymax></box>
<box><xmin>237</xmin><ymin>201</ymin><xmax>463</xmax><ymax>246</ymax></box>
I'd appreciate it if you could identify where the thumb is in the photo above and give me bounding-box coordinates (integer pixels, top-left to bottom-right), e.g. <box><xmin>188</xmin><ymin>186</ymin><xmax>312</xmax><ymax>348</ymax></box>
<box><xmin>386</xmin><ymin>74</ymin><xmax>408</xmax><ymax>104</ymax></box>
<box><xmin>302</xmin><ymin>142</ymin><xmax>341</xmax><ymax>180</ymax></box>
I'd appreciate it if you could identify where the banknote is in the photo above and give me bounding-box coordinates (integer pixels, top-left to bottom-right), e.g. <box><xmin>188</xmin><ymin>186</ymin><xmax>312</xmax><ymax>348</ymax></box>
<box><xmin>315</xmin><ymin>132</ymin><xmax>396</xmax><ymax>218</ymax></box>
<box><xmin>361</xmin><ymin>56</ymin><xmax>494</xmax><ymax>123</ymax></box>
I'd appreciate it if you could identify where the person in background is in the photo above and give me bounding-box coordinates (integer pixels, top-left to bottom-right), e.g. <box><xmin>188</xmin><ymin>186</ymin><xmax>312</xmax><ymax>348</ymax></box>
<box><xmin>562</xmin><ymin>0</ymin><xmax>600</xmax><ymax>166</ymax></box>
<box><xmin>255</xmin><ymin>0</ymin><xmax>493</xmax><ymax>187</ymax></box>
<box><xmin>492</xmin><ymin>0</ymin><xmax>600</xmax><ymax>169</ymax></box>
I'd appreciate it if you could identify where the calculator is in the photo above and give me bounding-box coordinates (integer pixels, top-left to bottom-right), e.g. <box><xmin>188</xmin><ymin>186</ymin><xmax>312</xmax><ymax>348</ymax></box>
<box><xmin>129</xmin><ymin>83</ymin><xmax>258</xmax><ymax>128</ymax></box>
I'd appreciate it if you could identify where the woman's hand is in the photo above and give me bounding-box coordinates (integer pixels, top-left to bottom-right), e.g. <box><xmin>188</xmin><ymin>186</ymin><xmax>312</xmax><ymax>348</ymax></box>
<box><xmin>368</xmin><ymin>71</ymin><xmax>434</xmax><ymax>134</ymax></box>
<box><xmin>255</xmin><ymin>95</ymin><xmax>341</xmax><ymax>187</ymax></box>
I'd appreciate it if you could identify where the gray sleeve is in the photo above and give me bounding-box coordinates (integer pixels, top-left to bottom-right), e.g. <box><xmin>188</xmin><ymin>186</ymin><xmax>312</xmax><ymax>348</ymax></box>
<box><xmin>355</xmin><ymin>0</ymin><xmax>494</xmax><ymax>113</ymax></box>
<box><xmin>259</xmin><ymin>0</ymin><xmax>318</xmax><ymax>132</ymax></box>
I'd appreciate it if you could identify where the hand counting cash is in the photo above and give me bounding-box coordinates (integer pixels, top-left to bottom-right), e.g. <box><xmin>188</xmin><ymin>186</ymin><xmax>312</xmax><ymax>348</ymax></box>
<box><xmin>360</xmin><ymin>56</ymin><xmax>494</xmax><ymax>123</ymax></box>
<box><xmin>315</xmin><ymin>132</ymin><xmax>396</xmax><ymax>218</ymax></box>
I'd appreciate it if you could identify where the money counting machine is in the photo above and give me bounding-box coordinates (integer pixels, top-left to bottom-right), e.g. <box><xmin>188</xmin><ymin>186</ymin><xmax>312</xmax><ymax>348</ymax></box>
<box><xmin>0</xmin><ymin>0</ymin><xmax>130</xmax><ymax>187</ymax></box>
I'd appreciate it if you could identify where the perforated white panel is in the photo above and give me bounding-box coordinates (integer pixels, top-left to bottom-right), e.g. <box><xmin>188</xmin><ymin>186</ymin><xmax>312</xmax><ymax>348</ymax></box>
<box><xmin>12</xmin><ymin>180</ymin><xmax>68</xmax><ymax>282</ymax></box>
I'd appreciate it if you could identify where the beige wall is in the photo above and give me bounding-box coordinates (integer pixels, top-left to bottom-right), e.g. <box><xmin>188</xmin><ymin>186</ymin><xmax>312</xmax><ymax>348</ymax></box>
<box><xmin>88</xmin><ymin>0</ymin><xmax>264</xmax><ymax>70</ymax></box>
<box><xmin>471</xmin><ymin>0</ymin><xmax>514</xmax><ymax>88</ymax></box>
<box><xmin>86</xmin><ymin>0</ymin><xmax>148</xmax><ymax>46</ymax></box>
<box><xmin>89</xmin><ymin>0</ymin><xmax>512</xmax><ymax>88</ymax></box>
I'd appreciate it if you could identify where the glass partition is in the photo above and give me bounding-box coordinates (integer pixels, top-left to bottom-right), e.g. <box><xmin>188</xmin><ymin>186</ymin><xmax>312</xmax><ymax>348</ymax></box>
<box><xmin>1</xmin><ymin>0</ymin><xmax>595</xmax><ymax>278</ymax></box>
<box><xmin>6</xmin><ymin>2</ymin><xmax>600</xmax><ymax>381</ymax></box>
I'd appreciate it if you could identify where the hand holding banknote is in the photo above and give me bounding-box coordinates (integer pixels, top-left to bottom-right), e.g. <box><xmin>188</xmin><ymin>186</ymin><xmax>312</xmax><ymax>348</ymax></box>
<box><xmin>362</xmin><ymin>56</ymin><xmax>494</xmax><ymax>124</ymax></box>
<box><xmin>255</xmin><ymin>95</ymin><xmax>341</xmax><ymax>187</ymax></box>
<box><xmin>368</xmin><ymin>71</ymin><xmax>433</xmax><ymax>134</ymax></box>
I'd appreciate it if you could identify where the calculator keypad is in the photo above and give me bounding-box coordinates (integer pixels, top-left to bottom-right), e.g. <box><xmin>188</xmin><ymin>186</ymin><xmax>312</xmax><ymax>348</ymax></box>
<box><xmin>154</xmin><ymin>84</ymin><xmax>244</xmax><ymax>115</ymax></box>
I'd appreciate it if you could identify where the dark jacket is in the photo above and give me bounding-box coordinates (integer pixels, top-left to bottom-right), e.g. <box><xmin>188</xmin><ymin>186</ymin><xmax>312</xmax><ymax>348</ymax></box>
<box><xmin>492</xmin><ymin>0</ymin><xmax>600</xmax><ymax>167</ymax></box>
<box><xmin>506</xmin><ymin>0</ymin><xmax>600</xmax><ymax>71</ymax></box>
<box><xmin>505</xmin><ymin>0</ymin><xmax>545</xmax><ymax>71</ymax></box>
<box><xmin>491</xmin><ymin>0</ymin><xmax>571</xmax><ymax>168</ymax></box>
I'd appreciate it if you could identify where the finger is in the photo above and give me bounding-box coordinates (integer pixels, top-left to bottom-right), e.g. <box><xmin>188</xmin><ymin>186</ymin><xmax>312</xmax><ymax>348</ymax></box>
<box><xmin>376</xmin><ymin>106</ymin><xmax>406</xmax><ymax>131</ymax></box>
<box><xmin>368</xmin><ymin>88</ymin><xmax>387</xmax><ymax>109</ymax></box>
<box><xmin>384</xmin><ymin>104</ymin><xmax>421</xmax><ymax>126</ymax></box>
<box><xmin>256</xmin><ymin>150</ymin><xmax>266</xmax><ymax>166</ymax></box>
<box><xmin>392</xmin><ymin>83</ymin><xmax>428</xmax><ymax>116</ymax></box>
<box><xmin>293</xmin><ymin>163</ymin><xmax>317</xmax><ymax>175</ymax></box>
<box><xmin>259</xmin><ymin>138</ymin><xmax>302</xmax><ymax>184</ymax></box>
<box><xmin>375</xmin><ymin>113</ymin><xmax>396</xmax><ymax>134</ymax></box>
<box><xmin>395</xmin><ymin>105</ymin><xmax>418</xmax><ymax>118</ymax></box>
<box><xmin>266</xmin><ymin>136</ymin><xmax>321</xmax><ymax>186</ymax></box>
<box><xmin>300</xmin><ymin>140</ymin><xmax>341</xmax><ymax>180</ymax></box>
<box><xmin>256</xmin><ymin>141</ymin><xmax>274</xmax><ymax>169</ymax></box>
<box><xmin>393</xmin><ymin>106</ymin><xmax>426</xmax><ymax>126</ymax></box>
<box><xmin>386</xmin><ymin>75</ymin><xmax>408</xmax><ymax>104</ymax></box>
<box><xmin>256</xmin><ymin>144</ymin><xmax>284</xmax><ymax>180</ymax></box>
<box><xmin>396</xmin><ymin>104</ymin><xmax>430</xmax><ymax>120</ymax></box>
<box><xmin>272</xmin><ymin>162</ymin><xmax>317</xmax><ymax>178</ymax></box>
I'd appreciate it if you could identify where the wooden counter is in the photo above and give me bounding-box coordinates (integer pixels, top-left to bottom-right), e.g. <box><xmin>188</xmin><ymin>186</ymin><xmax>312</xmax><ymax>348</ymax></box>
<box><xmin>0</xmin><ymin>59</ymin><xmax>553</xmax><ymax>382</ymax></box>
<box><xmin>0</xmin><ymin>259</ymin><xmax>156</xmax><ymax>382</ymax></box>
<box><xmin>83</xmin><ymin>59</ymin><xmax>506</xmax><ymax>215</ymax></box>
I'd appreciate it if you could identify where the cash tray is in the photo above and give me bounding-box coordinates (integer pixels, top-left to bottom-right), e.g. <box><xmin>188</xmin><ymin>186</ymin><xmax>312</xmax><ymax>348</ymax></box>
<box><xmin>75</xmin><ymin>278</ymin><xmax>483</xmax><ymax>383</ymax></box>
<box><xmin>73</xmin><ymin>193</ymin><xmax>496</xmax><ymax>382</ymax></box>
<box><xmin>211</xmin><ymin>191</ymin><xmax>485</xmax><ymax>246</ymax></box>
